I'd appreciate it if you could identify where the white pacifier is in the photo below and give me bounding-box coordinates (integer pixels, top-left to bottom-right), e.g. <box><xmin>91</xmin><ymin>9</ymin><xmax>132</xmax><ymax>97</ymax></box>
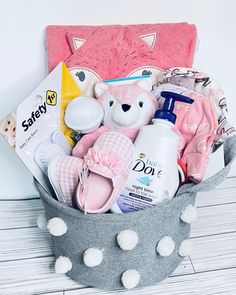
<box><xmin>64</xmin><ymin>96</ymin><xmax>104</xmax><ymax>134</ymax></box>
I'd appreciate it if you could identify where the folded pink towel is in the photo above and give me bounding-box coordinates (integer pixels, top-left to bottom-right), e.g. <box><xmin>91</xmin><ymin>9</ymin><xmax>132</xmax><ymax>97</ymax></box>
<box><xmin>46</xmin><ymin>23</ymin><xmax>197</xmax><ymax>72</ymax></box>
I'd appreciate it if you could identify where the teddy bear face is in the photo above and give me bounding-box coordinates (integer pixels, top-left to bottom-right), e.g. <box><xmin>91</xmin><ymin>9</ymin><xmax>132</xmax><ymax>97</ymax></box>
<box><xmin>102</xmin><ymin>91</ymin><xmax>154</xmax><ymax>129</ymax></box>
<box><xmin>95</xmin><ymin>79</ymin><xmax>158</xmax><ymax>129</ymax></box>
<box><xmin>0</xmin><ymin>114</ymin><xmax>16</xmax><ymax>138</ymax></box>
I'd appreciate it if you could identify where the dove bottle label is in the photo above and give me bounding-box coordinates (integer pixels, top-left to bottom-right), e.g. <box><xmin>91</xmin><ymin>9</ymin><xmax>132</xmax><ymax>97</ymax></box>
<box><xmin>119</xmin><ymin>155</ymin><xmax>174</xmax><ymax>212</ymax></box>
<box><xmin>111</xmin><ymin>121</ymin><xmax>179</xmax><ymax>213</ymax></box>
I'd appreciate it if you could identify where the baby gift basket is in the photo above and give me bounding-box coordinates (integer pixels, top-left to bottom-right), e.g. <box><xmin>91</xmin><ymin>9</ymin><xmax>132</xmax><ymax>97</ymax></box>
<box><xmin>35</xmin><ymin>136</ymin><xmax>236</xmax><ymax>289</ymax></box>
<box><xmin>1</xmin><ymin>22</ymin><xmax>236</xmax><ymax>291</ymax></box>
<box><xmin>35</xmin><ymin>23</ymin><xmax>236</xmax><ymax>289</ymax></box>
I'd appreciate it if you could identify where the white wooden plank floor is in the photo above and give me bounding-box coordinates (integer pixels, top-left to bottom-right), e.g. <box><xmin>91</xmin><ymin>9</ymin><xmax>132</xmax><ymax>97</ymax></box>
<box><xmin>0</xmin><ymin>177</ymin><xmax>235</xmax><ymax>295</ymax></box>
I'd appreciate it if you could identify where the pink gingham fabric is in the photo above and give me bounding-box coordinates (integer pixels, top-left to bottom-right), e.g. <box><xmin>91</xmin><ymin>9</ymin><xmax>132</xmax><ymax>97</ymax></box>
<box><xmin>84</xmin><ymin>131</ymin><xmax>134</xmax><ymax>183</ymax></box>
<box><xmin>53</xmin><ymin>155</ymin><xmax>83</xmax><ymax>207</ymax></box>
<box><xmin>50</xmin><ymin>132</ymin><xmax>134</xmax><ymax>212</ymax></box>
<box><xmin>77</xmin><ymin>131</ymin><xmax>135</xmax><ymax>213</ymax></box>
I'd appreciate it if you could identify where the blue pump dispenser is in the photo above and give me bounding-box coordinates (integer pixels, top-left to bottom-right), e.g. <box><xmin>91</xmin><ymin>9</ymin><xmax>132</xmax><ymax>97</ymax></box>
<box><xmin>154</xmin><ymin>91</ymin><xmax>194</xmax><ymax>124</ymax></box>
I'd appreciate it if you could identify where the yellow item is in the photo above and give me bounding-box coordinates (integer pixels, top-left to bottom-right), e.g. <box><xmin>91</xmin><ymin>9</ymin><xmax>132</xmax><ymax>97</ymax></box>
<box><xmin>60</xmin><ymin>62</ymin><xmax>82</xmax><ymax>146</ymax></box>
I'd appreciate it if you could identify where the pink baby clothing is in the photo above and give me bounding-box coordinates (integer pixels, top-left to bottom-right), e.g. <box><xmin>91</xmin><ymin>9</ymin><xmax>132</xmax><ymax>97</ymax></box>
<box><xmin>176</xmin><ymin>91</ymin><xmax>218</xmax><ymax>183</ymax></box>
<box><xmin>154</xmin><ymin>85</ymin><xmax>218</xmax><ymax>183</ymax></box>
<box><xmin>46</xmin><ymin>23</ymin><xmax>197</xmax><ymax>72</ymax></box>
<box><xmin>157</xmin><ymin>67</ymin><xmax>236</xmax><ymax>144</ymax></box>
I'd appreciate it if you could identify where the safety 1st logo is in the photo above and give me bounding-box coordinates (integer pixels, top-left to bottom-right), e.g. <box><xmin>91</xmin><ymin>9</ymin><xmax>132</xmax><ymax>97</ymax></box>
<box><xmin>46</xmin><ymin>90</ymin><xmax>57</xmax><ymax>106</ymax></box>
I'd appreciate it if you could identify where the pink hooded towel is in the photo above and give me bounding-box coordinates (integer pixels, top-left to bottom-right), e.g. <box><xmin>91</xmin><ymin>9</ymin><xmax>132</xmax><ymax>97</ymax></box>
<box><xmin>46</xmin><ymin>23</ymin><xmax>197</xmax><ymax>95</ymax></box>
<box><xmin>46</xmin><ymin>23</ymin><xmax>197</xmax><ymax>72</ymax></box>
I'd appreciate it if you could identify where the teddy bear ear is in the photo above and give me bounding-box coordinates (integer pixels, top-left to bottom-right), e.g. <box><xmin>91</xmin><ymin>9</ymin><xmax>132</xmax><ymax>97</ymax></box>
<box><xmin>136</xmin><ymin>78</ymin><xmax>152</xmax><ymax>92</ymax></box>
<box><xmin>94</xmin><ymin>83</ymin><xmax>109</xmax><ymax>98</ymax></box>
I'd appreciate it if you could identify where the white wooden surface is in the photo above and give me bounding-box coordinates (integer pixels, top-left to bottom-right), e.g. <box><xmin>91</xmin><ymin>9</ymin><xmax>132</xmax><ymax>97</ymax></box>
<box><xmin>0</xmin><ymin>177</ymin><xmax>236</xmax><ymax>295</ymax></box>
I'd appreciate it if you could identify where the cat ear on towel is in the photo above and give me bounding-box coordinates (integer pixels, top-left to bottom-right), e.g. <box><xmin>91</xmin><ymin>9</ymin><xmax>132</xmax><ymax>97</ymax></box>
<box><xmin>67</xmin><ymin>31</ymin><xmax>157</xmax><ymax>53</ymax></box>
<box><xmin>66</xmin><ymin>33</ymin><xmax>87</xmax><ymax>53</ymax></box>
<box><xmin>72</xmin><ymin>37</ymin><xmax>86</xmax><ymax>50</ymax></box>
<box><xmin>140</xmin><ymin>32</ymin><xmax>157</xmax><ymax>48</ymax></box>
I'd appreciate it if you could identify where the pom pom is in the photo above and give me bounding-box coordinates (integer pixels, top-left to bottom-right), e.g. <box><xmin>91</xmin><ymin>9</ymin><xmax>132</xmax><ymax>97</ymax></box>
<box><xmin>47</xmin><ymin>217</ymin><xmax>68</xmax><ymax>236</ymax></box>
<box><xmin>37</xmin><ymin>212</ymin><xmax>47</xmax><ymax>230</ymax></box>
<box><xmin>156</xmin><ymin>236</ymin><xmax>175</xmax><ymax>257</ymax></box>
<box><xmin>117</xmin><ymin>230</ymin><xmax>139</xmax><ymax>250</ymax></box>
<box><xmin>180</xmin><ymin>204</ymin><xmax>198</xmax><ymax>224</ymax></box>
<box><xmin>83</xmin><ymin>248</ymin><xmax>103</xmax><ymax>267</ymax></box>
<box><xmin>179</xmin><ymin>239</ymin><xmax>193</xmax><ymax>257</ymax></box>
<box><xmin>55</xmin><ymin>256</ymin><xmax>72</xmax><ymax>273</ymax></box>
<box><xmin>121</xmin><ymin>269</ymin><xmax>140</xmax><ymax>289</ymax></box>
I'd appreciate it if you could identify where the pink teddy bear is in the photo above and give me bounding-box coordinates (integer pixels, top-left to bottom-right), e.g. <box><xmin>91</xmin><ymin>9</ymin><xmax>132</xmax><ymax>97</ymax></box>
<box><xmin>72</xmin><ymin>78</ymin><xmax>158</xmax><ymax>158</ymax></box>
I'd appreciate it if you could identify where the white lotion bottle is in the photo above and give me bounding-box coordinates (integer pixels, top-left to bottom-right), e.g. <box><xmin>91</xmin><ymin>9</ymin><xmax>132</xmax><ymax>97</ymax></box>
<box><xmin>112</xmin><ymin>91</ymin><xmax>194</xmax><ymax>213</ymax></box>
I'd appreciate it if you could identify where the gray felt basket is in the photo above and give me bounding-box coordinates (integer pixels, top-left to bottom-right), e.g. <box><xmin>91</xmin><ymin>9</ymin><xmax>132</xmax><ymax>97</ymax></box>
<box><xmin>35</xmin><ymin>136</ymin><xmax>236</xmax><ymax>290</ymax></box>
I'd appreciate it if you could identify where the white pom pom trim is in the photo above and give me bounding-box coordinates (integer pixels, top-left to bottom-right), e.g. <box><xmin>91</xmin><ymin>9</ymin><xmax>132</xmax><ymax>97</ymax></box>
<box><xmin>156</xmin><ymin>236</ymin><xmax>175</xmax><ymax>257</ymax></box>
<box><xmin>121</xmin><ymin>269</ymin><xmax>140</xmax><ymax>289</ymax></box>
<box><xmin>55</xmin><ymin>256</ymin><xmax>72</xmax><ymax>273</ymax></box>
<box><xmin>117</xmin><ymin>230</ymin><xmax>139</xmax><ymax>250</ymax></box>
<box><xmin>37</xmin><ymin>212</ymin><xmax>48</xmax><ymax>230</ymax></box>
<box><xmin>47</xmin><ymin>217</ymin><xmax>68</xmax><ymax>236</ymax></box>
<box><xmin>83</xmin><ymin>248</ymin><xmax>104</xmax><ymax>267</ymax></box>
<box><xmin>180</xmin><ymin>204</ymin><xmax>198</xmax><ymax>224</ymax></box>
<box><xmin>179</xmin><ymin>239</ymin><xmax>193</xmax><ymax>257</ymax></box>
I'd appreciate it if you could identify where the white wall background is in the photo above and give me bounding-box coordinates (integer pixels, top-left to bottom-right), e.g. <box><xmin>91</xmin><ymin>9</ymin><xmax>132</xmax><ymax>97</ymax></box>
<box><xmin>0</xmin><ymin>0</ymin><xmax>235</xmax><ymax>198</ymax></box>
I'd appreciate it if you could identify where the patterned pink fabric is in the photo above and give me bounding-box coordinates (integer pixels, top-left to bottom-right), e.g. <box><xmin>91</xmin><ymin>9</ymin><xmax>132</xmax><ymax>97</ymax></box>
<box><xmin>85</xmin><ymin>146</ymin><xmax>123</xmax><ymax>177</ymax></box>
<box><xmin>84</xmin><ymin>131</ymin><xmax>134</xmax><ymax>183</ymax></box>
<box><xmin>174</xmin><ymin>91</ymin><xmax>218</xmax><ymax>183</ymax></box>
<box><xmin>73</xmin><ymin>127</ymin><xmax>139</xmax><ymax>158</ymax></box>
<box><xmin>46</xmin><ymin>23</ymin><xmax>197</xmax><ymax>72</ymax></box>
<box><xmin>157</xmin><ymin>67</ymin><xmax>236</xmax><ymax>143</ymax></box>
<box><xmin>77</xmin><ymin>131</ymin><xmax>134</xmax><ymax>213</ymax></box>
<box><xmin>54</xmin><ymin>155</ymin><xmax>83</xmax><ymax>207</ymax></box>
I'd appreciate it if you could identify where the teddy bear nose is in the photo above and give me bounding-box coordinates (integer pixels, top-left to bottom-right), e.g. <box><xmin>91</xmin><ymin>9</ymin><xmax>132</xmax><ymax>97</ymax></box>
<box><xmin>121</xmin><ymin>104</ymin><xmax>131</xmax><ymax>112</ymax></box>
